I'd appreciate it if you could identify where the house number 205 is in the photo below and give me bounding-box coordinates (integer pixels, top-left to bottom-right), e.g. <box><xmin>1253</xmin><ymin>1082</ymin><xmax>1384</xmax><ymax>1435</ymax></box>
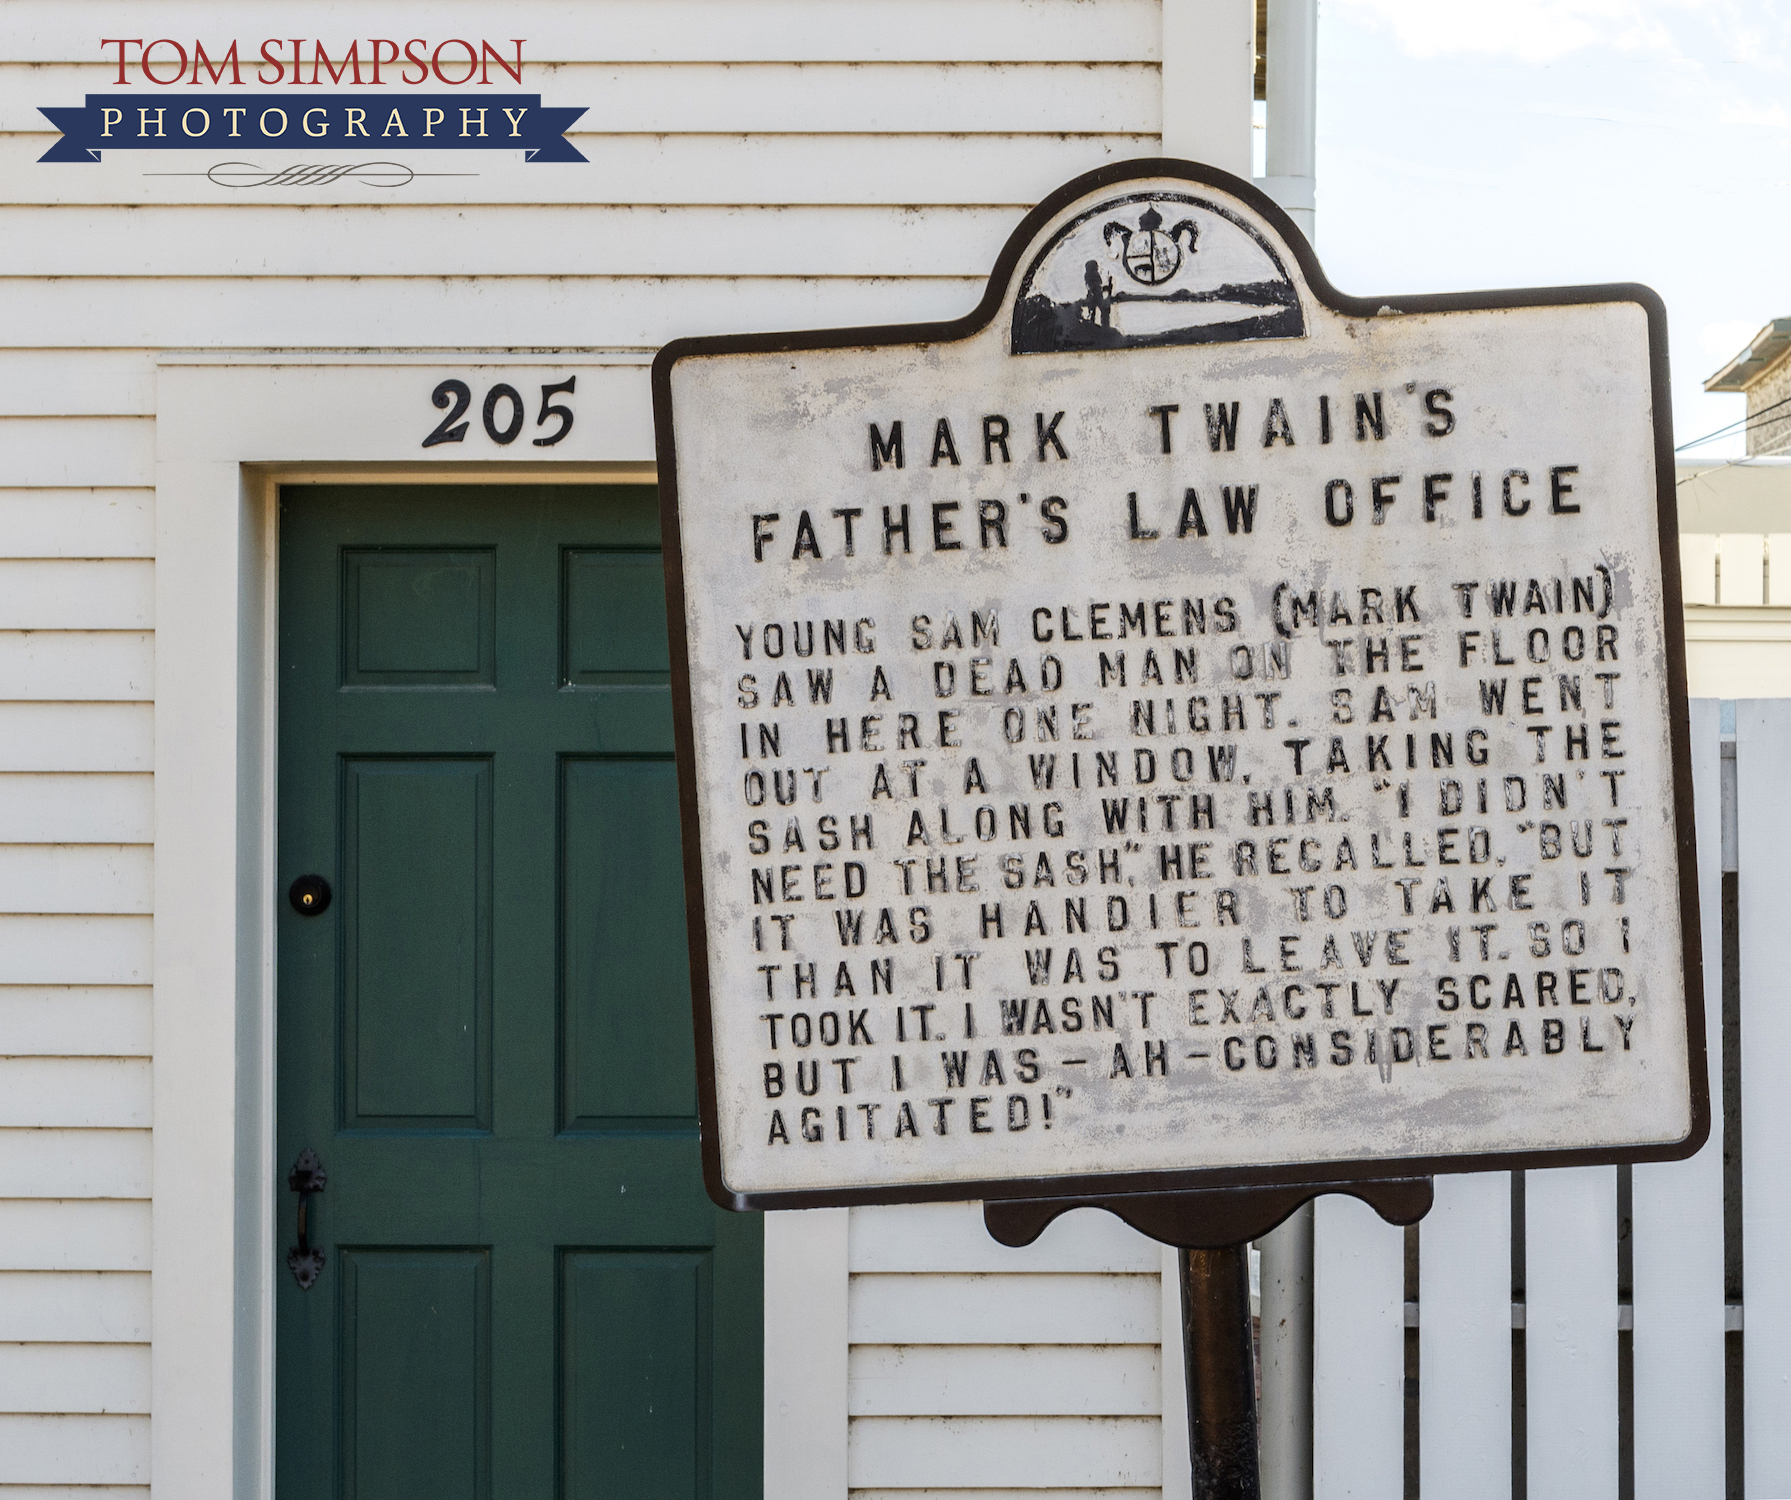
<box><xmin>422</xmin><ymin>377</ymin><xmax>577</xmax><ymax>448</ymax></box>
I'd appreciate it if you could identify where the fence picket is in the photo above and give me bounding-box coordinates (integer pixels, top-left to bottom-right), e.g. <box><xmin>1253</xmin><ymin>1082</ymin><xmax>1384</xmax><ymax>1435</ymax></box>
<box><xmin>1313</xmin><ymin>1195</ymin><xmax>1402</xmax><ymax>1500</ymax></box>
<box><xmin>1632</xmin><ymin>698</ymin><xmax>1725</xmax><ymax>1499</ymax></box>
<box><xmin>1737</xmin><ymin>699</ymin><xmax>1791</xmax><ymax>1496</ymax></box>
<box><xmin>1525</xmin><ymin>1166</ymin><xmax>1619</xmax><ymax>1500</ymax></box>
<box><xmin>1420</xmin><ymin>1172</ymin><xmax>1510</xmax><ymax>1500</ymax></box>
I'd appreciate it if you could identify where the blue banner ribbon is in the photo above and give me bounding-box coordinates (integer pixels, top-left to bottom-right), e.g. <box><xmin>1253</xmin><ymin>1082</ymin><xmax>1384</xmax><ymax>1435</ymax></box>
<box><xmin>39</xmin><ymin>93</ymin><xmax>588</xmax><ymax>163</ymax></box>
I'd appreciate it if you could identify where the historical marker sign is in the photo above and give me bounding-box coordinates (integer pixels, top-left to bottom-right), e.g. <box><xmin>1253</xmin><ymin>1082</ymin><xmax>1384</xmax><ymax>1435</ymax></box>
<box><xmin>652</xmin><ymin>160</ymin><xmax>1708</xmax><ymax>1211</ymax></box>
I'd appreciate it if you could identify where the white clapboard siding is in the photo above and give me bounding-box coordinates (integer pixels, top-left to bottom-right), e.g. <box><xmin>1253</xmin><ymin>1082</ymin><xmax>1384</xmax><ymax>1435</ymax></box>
<box><xmin>0</xmin><ymin>353</ymin><xmax>155</xmax><ymax>417</ymax></box>
<box><xmin>850</xmin><ymin>1271</ymin><xmax>1160</xmax><ymax>1345</ymax></box>
<box><xmin>1718</xmin><ymin>534</ymin><xmax>1765</xmax><ymax>606</ymax></box>
<box><xmin>850</xmin><ymin>1201</ymin><xmax>1160</xmax><ymax>1274</ymax></box>
<box><xmin>0</xmin><ymin>491</ymin><xmax>154</xmax><ymax>558</ymax></box>
<box><xmin>0</xmin><ymin>419</ymin><xmax>152</xmax><ymax>487</ymax></box>
<box><xmin>0</xmin><ymin>1343</ymin><xmax>149</xmax><ymax>1414</ymax></box>
<box><xmin>0</xmin><ymin>256</ymin><xmax>1208</xmax><ymax>364</ymax></box>
<box><xmin>0</xmin><ymin>1272</ymin><xmax>149</xmax><ymax>1342</ymax></box>
<box><xmin>1313</xmin><ymin>1194</ymin><xmax>1403</xmax><ymax>1500</ymax></box>
<box><xmin>3</xmin><ymin>0</ymin><xmax>1163</xmax><ymax>64</ymax></box>
<box><xmin>0</xmin><ymin>636</ymin><xmax>152</xmax><ymax>701</ymax></box>
<box><xmin>0</xmin><ymin>777</ymin><xmax>154</xmax><ymax>844</ymax></box>
<box><xmin>1737</xmin><ymin>699</ymin><xmax>1791</xmax><ymax>1496</ymax></box>
<box><xmin>1679</xmin><ymin>535</ymin><xmax>1717</xmax><ymax>607</ymax></box>
<box><xmin>849</xmin><ymin>1344</ymin><xmax>1160</xmax><ymax>1416</ymax></box>
<box><xmin>1632</xmin><ymin>698</ymin><xmax>1725</xmax><ymax>1500</ymax></box>
<box><xmin>0</xmin><ymin>60</ymin><xmax>1160</xmax><ymax>136</ymax></box>
<box><xmin>0</xmin><ymin>705</ymin><xmax>152</xmax><ymax>772</ymax></box>
<box><xmin>851</xmin><ymin>1416</ymin><xmax>1163</xmax><ymax>1489</ymax></box>
<box><xmin>0</xmin><ymin>563</ymin><xmax>152</xmax><ymax>628</ymax></box>
<box><xmin>1419</xmin><ymin>1172</ymin><xmax>1509</xmax><ymax>1500</ymax></box>
<box><xmin>1526</xmin><ymin>1167</ymin><xmax>1618</xmax><ymax>1500</ymax></box>
<box><xmin>0</xmin><ymin>1061</ymin><xmax>153</xmax><ymax>1129</ymax></box>
<box><xmin>0</xmin><ymin>1412</ymin><xmax>149</xmax><ymax>1484</ymax></box>
<box><xmin>0</xmin><ymin>1491</ymin><xmax>147</xmax><ymax>1500</ymax></box>
<box><xmin>0</xmin><ymin>846</ymin><xmax>152</xmax><ymax>914</ymax></box>
<box><xmin>0</xmin><ymin>1131</ymin><xmax>150</xmax><ymax>1198</ymax></box>
<box><xmin>853</xmin><ymin>1493</ymin><xmax>1157</xmax><ymax>1500</ymax></box>
<box><xmin>847</xmin><ymin>1201</ymin><xmax>1167</xmax><ymax>1492</ymax></box>
<box><xmin>0</xmin><ymin>206</ymin><xmax>1028</xmax><ymax>280</ymax></box>
<box><xmin>0</xmin><ymin>1200</ymin><xmax>150</xmax><ymax>1271</ymax></box>
<box><xmin>0</xmin><ymin>989</ymin><xmax>152</xmax><ymax>1055</ymax></box>
<box><xmin>0</xmin><ymin>274</ymin><xmax>1001</xmax><ymax>350</ymax></box>
<box><xmin>0</xmin><ymin>133</ymin><xmax>1151</xmax><ymax>209</ymax></box>
<box><xmin>0</xmin><ymin>916</ymin><xmax>151</xmax><ymax>985</ymax></box>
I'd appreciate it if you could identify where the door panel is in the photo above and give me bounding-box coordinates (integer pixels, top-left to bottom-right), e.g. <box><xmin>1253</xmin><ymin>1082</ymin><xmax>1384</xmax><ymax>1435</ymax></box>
<box><xmin>276</xmin><ymin>485</ymin><xmax>760</xmax><ymax>1498</ymax></box>
<box><xmin>561</xmin><ymin>1250</ymin><xmax>708</xmax><ymax>1500</ymax></box>
<box><xmin>561</xmin><ymin>756</ymin><xmax>697</xmax><ymax>1130</ymax></box>
<box><xmin>562</xmin><ymin>548</ymin><xmax>672</xmax><ymax>685</ymax></box>
<box><xmin>340</xmin><ymin>1248</ymin><xmax>491</xmax><ymax>1500</ymax></box>
<box><xmin>343</xmin><ymin>757</ymin><xmax>491</xmax><ymax>1128</ymax></box>
<box><xmin>343</xmin><ymin>547</ymin><xmax>496</xmax><ymax>686</ymax></box>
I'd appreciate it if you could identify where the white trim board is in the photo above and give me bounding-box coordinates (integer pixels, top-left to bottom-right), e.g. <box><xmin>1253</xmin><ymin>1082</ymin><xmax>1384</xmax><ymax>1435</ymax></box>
<box><xmin>151</xmin><ymin>356</ymin><xmax>685</xmax><ymax>1498</ymax></box>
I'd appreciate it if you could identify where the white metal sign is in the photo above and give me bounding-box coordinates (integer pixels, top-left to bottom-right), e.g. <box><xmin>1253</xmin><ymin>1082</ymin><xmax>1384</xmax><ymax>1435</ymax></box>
<box><xmin>654</xmin><ymin>162</ymin><xmax>1706</xmax><ymax>1209</ymax></box>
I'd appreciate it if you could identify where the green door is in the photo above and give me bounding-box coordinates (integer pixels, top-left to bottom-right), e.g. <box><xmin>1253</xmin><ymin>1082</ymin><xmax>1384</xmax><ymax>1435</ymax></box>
<box><xmin>275</xmin><ymin>485</ymin><xmax>760</xmax><ymax>1499</ymax></box>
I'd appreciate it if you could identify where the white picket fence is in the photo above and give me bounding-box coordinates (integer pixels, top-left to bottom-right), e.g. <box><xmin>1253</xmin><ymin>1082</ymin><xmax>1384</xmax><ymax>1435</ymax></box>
<box><xmin>1302</xmin><ymin>697</ymin><xmax>1777</xmax><ymax>1500</ymax></box>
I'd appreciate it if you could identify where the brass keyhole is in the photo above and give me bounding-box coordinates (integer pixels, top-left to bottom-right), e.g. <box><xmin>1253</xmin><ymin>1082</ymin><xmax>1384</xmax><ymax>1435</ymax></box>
<box><xmin>288</xmin><ymin>874</ymin><xmax>332</xmax><ymax>915</ymax></box>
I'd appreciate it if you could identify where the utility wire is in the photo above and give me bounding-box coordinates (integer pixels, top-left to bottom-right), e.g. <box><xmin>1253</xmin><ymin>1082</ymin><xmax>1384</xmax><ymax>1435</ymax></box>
<box><xmin>1677</xmin><ymin>389</ymin><xmax>1791</xmax><ymax>452</ymax></box>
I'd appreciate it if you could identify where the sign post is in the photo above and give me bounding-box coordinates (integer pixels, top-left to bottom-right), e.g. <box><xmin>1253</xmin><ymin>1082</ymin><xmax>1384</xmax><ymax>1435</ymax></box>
<box><xmin>652</xmin><ymin>159</ymin><xmax>1707</xmax><ymax>1493</ymax></box>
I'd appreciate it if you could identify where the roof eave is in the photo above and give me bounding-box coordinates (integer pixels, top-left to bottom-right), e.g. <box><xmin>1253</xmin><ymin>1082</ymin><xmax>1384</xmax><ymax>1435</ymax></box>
<box><xmin>1706</xmin><ymin>317</ymin><xmax>1791</xmax><ymax>392</ymax></box>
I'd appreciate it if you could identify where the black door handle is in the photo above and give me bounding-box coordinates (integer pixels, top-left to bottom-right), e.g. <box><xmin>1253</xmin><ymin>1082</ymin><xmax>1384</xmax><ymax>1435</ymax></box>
<box><xmin>286</xmin><ymin>1148</ymin><xmax>328</xmax><ymax>1289</ymax></box>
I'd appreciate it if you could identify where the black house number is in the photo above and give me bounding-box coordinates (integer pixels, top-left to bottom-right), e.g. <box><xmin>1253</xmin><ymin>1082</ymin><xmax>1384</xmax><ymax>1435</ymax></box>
<box><xmin>423</xmin><ymin>377</ymin><xmax>577</xmax><ymax>449</ymax></box>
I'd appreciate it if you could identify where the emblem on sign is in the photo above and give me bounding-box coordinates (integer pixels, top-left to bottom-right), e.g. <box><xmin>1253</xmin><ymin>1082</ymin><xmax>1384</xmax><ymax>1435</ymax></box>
<box><xmin>1013</xmin><ymin>189</ymin><xmax>1306</xmax><ymax>353</ymax></box>
<box><xmin>1105</xmin><ymin>202</ymin><xmax>1198</xmax><ymax>285</ymax></box>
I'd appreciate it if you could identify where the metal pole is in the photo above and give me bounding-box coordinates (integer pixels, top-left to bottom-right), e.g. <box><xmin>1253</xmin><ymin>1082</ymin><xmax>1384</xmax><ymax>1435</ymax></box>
<box><xmin>1263</xmin><ymin>0</ymin><xmax>1318</xmax><ymax>243</ymax></box>
<box><xmin>1180</xmin><ymin>1244</ymin><xmax>1263</xmax><ymax>1500</ymax></box>
<box><xmin>1257</xmin><ymin>1203</ymin><xmax>1314</xmax><ymax>1500</ymax></box>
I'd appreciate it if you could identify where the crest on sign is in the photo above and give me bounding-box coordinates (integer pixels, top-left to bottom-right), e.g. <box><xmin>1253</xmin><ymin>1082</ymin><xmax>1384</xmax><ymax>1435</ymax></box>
<box><xmin>1013</xmin><ymin>189</ymin><xmax>1305</xmax><ymax>353</ymax></box>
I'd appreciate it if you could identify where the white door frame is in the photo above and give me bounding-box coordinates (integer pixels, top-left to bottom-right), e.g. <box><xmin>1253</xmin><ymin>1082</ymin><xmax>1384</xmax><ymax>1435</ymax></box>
<box><xmin>151</xmin><ymin>354</ymin><xmax>842</xmax><ymax>1497</ymax></box>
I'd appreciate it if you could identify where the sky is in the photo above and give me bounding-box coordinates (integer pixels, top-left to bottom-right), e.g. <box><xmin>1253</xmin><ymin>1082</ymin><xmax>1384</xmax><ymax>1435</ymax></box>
<box><xmin>1305</xmin><ymin>0</ymin><xmax>1791</xmax><ymax>459</ymax></box>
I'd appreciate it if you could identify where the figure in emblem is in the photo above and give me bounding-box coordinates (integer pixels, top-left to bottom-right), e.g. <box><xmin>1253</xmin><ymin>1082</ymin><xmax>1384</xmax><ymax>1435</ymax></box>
<box><xmin>1103</xmin><ymin>203</ymin><xmax>1199</xmax><ymax>286</ymax></box>
<box><xmin>1082</xmin><ymin>259</ymin><xmax>1115</xmax><ymax>327</ymax></box>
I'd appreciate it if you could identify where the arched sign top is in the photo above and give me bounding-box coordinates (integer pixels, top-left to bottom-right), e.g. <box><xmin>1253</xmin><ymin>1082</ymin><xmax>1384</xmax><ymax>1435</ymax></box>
<box><xmin>1012</xmin><ymin>188</ymin><xmax>1305</xmax><ymax>354</ymax></box>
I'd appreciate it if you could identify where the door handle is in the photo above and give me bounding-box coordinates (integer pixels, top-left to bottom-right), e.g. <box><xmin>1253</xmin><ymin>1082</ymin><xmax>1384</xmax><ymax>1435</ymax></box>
<box><xmin>286</xmin><ymin>1148</ymin><xmax>328</xmax><ymax>1289</ymax></box>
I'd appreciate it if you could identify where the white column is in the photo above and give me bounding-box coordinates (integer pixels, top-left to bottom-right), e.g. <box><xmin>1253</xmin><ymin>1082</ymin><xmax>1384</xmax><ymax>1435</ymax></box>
<box><xmin>1259</xmin><ymin>1203</ymin><xmax>1314</xmax><ymax>1500</ymax></box>
<box><xmin>1632</xmin><ymin>698</ymin><xmax>1724</xmax><ymax>1500</ymax></box>
<box><xmin>1420</xmin><ymin>1173</ymin><xmax>1510</xmax><ymax>1500</ymax></box>
<box><xmin>763</xmin><ymin>1207</ymin><xmax>849</xmax><ymax>1499</ymax></box>
<box><xmin>1160</xmin><ymin>0</ymin><xmax>1254</xmax><ymax>178</ymax></box>
<box><xmin>1525</xmin><ymin>1167</ymin><xmax>1618</xmax><ymax>1500</ymax></box>
<box><xmin>1161</xmin><ymin>1242</ymin><xmax>1193</xmax><ymax>1500</ymax></box>
<box><xmin>1738</xmin><ymin>700</ymin><xmax>1791</xmax><ymax>1495</ymax></box>
<box><xmin>1262</xmin><ymin>0</ymin><xmax>1317</xmax><ymax>241</ymax></box>
<box><xmin>1314</xmin><ymin>1195</ymin><xmax>1402</xmax><ymax>1500</ymax></box>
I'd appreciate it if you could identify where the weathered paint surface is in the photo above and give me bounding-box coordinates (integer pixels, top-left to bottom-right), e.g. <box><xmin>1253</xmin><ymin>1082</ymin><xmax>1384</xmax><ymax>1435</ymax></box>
<box><xmin>663</xmin><ymin>171</ymin><xmax>1695</xmax><ymax>1199</ymax></box>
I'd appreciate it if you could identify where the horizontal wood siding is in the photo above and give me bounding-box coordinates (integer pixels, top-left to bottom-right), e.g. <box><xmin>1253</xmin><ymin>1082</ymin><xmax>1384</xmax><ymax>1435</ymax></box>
<box><xmin>848</xmin><ymin>1202</ymin><xmax>1167</xmax><ymax>1493</ymax></box>
<box><xmin>0</xmin><ymin>3</ymin><xmax>1163</xmax><ymax>1482</ymax></box>
<box><xmin>0</xmin><ymin>989</ymin><xmax>152</xmax><ymax>1055</ymax></box>
<box><xmin>0</xmin><ymin>493</ymin><xmax>154</xmax><ymax>556</ymax></box>
<box><xmin>5</xmin><ymin>1</ymin><xmax>1162</xmax><ymax>63</ymax></box>
<box><xmin>0</xmin><ymin>1272</ymin><xmax>150</xmax><ymax>1341</ymax></box>
<box><xmin>0</xmin><ymin>1413</ymin><xmax>149</xmax><ymax>1484</ymax></box>
<box><xmin>1</xmin><ymin>60</ymin><xmax>1161</xmax><ymax>137</ymax></box>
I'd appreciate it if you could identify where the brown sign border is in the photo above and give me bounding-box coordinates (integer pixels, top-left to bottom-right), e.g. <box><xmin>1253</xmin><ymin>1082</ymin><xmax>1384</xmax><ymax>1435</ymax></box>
<box><xmin>651</xmin><ymin>156</ymin><xmax>1709</xmax><ymax>1213</ymax></box>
